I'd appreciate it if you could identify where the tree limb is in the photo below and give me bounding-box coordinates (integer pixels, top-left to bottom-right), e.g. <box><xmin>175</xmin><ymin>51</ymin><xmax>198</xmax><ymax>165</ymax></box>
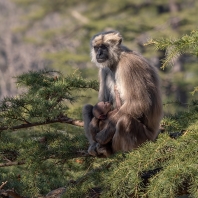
<box><xmin>0</xmin><ymin>161</ymin><xmax>25</xmax><ymax>167</ymax></box>
<box><xmin>0</xmin><ymin>116</ymin><xmax>84</xmax><ymax>132</ymax></box>
<box><xmin>0</xmin><ymin>181</ymin><xmax>8</xmax><ymax>190</ymax></box>
<box><xmin>0</xmin><ymin>189</ymin><xmax>24</xmax><ymax>198</ymax></box>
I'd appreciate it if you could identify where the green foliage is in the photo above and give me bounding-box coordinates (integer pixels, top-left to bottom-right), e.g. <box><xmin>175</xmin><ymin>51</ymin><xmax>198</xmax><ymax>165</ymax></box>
<box><xmin>64</xmin><ymin>101</ymin><xmax>198</xmax><ymax>198</ymax></box>
<box><xmin>146</xmin><ymin>30</ymin><xmax>198</xmax><ymax>69</ymax></box>
<box><xmin>2</xmin><ymin>1</ymin><xmax>198</xmax><ymax>197</ymax></box>
<box><xmin>0</xmin><ymin>70</ymin><xmax>198</xmax><ymax>197</ymax></box>
<box><xmin>11</xmin><ymin>0</ymin><xmax>198</xmax><ymax>115</ymax></box>
<box><xmin>0</xmin><ymin>70</ymin><xmax>99</xmax><ymax>196</ymax></box>
<box><xmin>0</xmin><ymin>128</ymin><xmax>88</xmax><ymax>197</ymax></box>
<box><xmin>0</xmin><ymin>70</ymin><xmax>98</xmax><ymax>130</ymax></box>
<box><xmin>144</xmin><ymin>29</ymin><xmax>198</xmax><ymax>116</ymax></box>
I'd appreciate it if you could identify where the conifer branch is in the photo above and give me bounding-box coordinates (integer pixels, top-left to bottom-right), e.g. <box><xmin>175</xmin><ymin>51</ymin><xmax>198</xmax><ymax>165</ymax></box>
<box><xmin>0</xmin><ymin>161</ymin><xmax>25</xmax><ymax>167</ymax></box>
<box><xmin>0</xmin><ymin>70</ymin><xmax>98</xmax><ymax>132</ymax></box>
<box><xmin>145</xmin><ymin>30</ymin><xmax>198</xmax><ymax>68</ymax></box>
<box><xmin>0</xmin><ymin>115</ymin><xmax>84</xmax><ymax>132</ymax></box>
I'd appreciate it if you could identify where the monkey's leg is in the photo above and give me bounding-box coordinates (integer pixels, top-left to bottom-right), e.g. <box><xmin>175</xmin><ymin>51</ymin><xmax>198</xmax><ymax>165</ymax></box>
<box><xmin>95</xmin><ymin>111</ymin><xmax>119</xmax><ymax>145</ymax></box>
<box><xmin>96</xmin><ymin>143</ymin><xmax>112</xmax><ymax>157</ymax></box>
<box><xmin>112</xmin><ymin>116</ymin><xmax>154</xmax><ymax>152</ymax></box>
<box><xmin>82</xmin><ymin>104</ymin><xmax>98</xmax><ymax>156</ymax></box>
<box><xmin>89</xmin><ymin>118</ymin><xmax>100</xmax><ymax>142</ymax></box>
<box><xmin>82</xmin><ymin>104</ymin><xmax>94</xmax><ymax>143</ymax></box>
<box><xmin>87</xmin><ymin>142</ymin><xmax>98</xmax><ymax>156</ymax></box>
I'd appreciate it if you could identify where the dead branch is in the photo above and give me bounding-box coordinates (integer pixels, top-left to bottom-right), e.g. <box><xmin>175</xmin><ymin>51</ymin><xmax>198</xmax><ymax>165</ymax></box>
<box><xmin>6</xmin><ymin>190</ymin><xmax>24</xmax><ymax>198</ymax></box>
<box><xmin>0</xmin><ymin>181</ymin><xmax>7</xmax><ymax>190</ymax></box>
<box><xmin>0</xmin><ymin>189</ymin><xmax>24</xmax><ymax>198</ymax></box>
<box><xmin>45</xmin><ymin>187</ymin><xmax>66</xmax><ymax>198</ymax></box>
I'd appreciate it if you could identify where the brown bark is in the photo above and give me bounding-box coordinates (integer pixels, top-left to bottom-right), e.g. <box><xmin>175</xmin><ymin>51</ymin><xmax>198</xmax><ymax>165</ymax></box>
<box><xmin>0</xmin><ymin>116</ymin><xmax>84</xmax><ymax>132</ymax></box>
<box><xmin>0</xmin><ymin>161</ymin><xmax>25</xmax><ymax>167</ymax></box>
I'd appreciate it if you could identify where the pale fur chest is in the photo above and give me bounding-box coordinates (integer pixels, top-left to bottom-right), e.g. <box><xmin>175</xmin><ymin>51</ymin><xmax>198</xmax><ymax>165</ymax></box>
<box><xmin>99</xmin><ymin>67</ymin><xmax>124</xmax><ymax>106</ymax></box>
<box><xmin>106</xmin><ymin>73</ymin><xmax>115</xmax><ymax>97</ymax></box>
<box><xmin>115</xmin><ymin>68</ymin><xmax>124</xmax><ymax>103</ymax></box>
<box><xmin>103</xmin><ymin>68</ymin><xmax>124</xmax><ymax>104</ymax></box>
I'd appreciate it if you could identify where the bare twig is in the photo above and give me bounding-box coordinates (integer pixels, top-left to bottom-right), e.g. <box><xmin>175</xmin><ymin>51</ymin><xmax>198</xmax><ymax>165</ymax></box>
<box><xmin>3</xmin><ymin>156</ymin><xmax>12</xmax><ymax>163</ymax></box>
<box><xmin>0</xmin><ymin>181</ymin><xmax>8</xmax><ymax>190</ymax></box>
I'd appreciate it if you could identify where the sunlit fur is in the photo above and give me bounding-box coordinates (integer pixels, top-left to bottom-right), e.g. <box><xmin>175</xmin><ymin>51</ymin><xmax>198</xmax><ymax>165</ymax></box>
<box><xmin>90</xmin><ymin>31</ymin><xmax>122</xmax><ymax>69</ymax></box>
<box><xmin>83</xmin><ymin>31</ymin><xmax>163</xmax><ymax>155</ymax></box>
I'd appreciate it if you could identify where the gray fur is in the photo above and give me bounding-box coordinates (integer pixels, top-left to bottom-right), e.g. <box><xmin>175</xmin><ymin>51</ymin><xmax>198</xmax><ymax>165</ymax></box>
<box><xmin>83</xmin><ymin>31</ymin><xmax>163</xmax><ymax>155</ymax></box>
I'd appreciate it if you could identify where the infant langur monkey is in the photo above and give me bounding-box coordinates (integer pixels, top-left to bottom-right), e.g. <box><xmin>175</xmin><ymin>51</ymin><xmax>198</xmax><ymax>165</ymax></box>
<box><xmin>89</xmin><ymin>101</ymin><xmax>118</xmax><ymax>157</ymax></box>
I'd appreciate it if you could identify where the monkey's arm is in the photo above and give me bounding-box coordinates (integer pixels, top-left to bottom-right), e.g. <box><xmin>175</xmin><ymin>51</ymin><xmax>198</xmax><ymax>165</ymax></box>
<box><xmin>117</xmin><ymin>53</ymin><xmax>157</xmax><ymax>117</ymax></box>
<box><xmin>117</xmin><ymin>53</ymin><xmax>163</xmax><ymax>133</ymax></box>
<box><xmin>89</xmin><ymin>117</ymin><xmax>100</xmax><ymax>141</ymax></box>
<box><xmin>95</xmin><ymin>111</ymin><xmax>118</xmax><ymax>145</ymax></box>
<box><xmin>95</xmin><ymin>125</ymin><xmax>115</xmax><ymax>145</ymax></box>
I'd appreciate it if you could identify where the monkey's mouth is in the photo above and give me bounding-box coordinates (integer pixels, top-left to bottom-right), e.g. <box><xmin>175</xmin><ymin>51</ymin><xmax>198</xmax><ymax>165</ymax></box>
<box><xmin>97</xmin><ymin>58</ymin><xmax>107</xmax><ymax>63</ymax></box>
<box><xmin>98</xmin><ymin>114</ymin><xmax>107</xmax><ymax>120</ymax></box>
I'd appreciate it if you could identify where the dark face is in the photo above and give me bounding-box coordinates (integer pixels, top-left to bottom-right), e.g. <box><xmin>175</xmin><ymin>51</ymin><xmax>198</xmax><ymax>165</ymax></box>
<box><xmin>94</xmin><ymin>44</ymin><xmax>109</xmax><ymax>63</ymax></box>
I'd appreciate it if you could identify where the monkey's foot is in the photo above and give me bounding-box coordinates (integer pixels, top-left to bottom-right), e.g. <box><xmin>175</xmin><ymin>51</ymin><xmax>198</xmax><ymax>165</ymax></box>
<box><xmin>96</xmin><ymin>143</ymin><xmax>111</xmax><ymax>157</ymax></box>
<box><xmin>88</xmin><ymin>143</ymin><xmax>98</xmax><ymax>156</ymax></box>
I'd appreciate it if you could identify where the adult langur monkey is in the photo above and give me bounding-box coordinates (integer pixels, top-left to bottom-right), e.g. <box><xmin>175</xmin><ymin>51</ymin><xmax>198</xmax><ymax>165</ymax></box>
<box><xmin>82</xmin><ymin>31</ymin><xmax>163</xmax><ymax>156</ymax></box>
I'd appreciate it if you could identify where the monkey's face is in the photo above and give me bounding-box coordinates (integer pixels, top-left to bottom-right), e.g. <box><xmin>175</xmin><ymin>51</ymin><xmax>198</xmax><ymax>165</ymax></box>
<box><xmin>91</xmin><ymin>31</ymin><xmax>122</xmax><ymax>68</ymax></box>
<box><xmin>94</xmin><ymin>44</ymin><xmax>109</xmax><ymax>63</ymax></box>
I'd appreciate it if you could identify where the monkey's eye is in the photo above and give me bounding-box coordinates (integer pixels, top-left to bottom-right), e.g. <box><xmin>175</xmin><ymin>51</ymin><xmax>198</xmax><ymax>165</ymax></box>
<box><xmin>94</xmin><ymin>46</ymin><xmax>99</xmax><ymax>51</ymax></box>
<box><xmin>94</xmin><ymin>45</ymin><xmax>108</xmax><ymax>52</ymax></box>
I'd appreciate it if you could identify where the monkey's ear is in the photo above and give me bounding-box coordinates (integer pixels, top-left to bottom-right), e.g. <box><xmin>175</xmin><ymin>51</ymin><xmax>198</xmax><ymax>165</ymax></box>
<box><xmin>108</xmin><ymin>38</ymin><xmax>122</xmax><ymax>46</ymax></box>
<box><xmin>118</xmin><ymin>37</ymin><xmax>122</xmax><ymax>45</ymax></box>
<box><xmin>105</xmin><ymin>32</ymin><xmax>122</xmax><ymax>46</ymax></box>
<box><xmin>110</xmin><ymin>38</ymin><xmax>122</xmax><ymax>46</ymax></box>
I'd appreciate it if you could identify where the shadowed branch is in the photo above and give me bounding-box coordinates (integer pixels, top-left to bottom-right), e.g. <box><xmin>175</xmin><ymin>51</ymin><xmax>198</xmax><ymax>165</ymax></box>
<box><xmin>0</xmin><ymin>116</ymin><xmax>84</xmax><ymax>132</ymax></box>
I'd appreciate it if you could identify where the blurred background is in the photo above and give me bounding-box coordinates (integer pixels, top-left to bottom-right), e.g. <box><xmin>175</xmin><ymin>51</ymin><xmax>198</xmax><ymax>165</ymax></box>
<box><xmin>0</xmin><ymin>0</ymin><xmax>198</xmax><ymax>115</ymax></box>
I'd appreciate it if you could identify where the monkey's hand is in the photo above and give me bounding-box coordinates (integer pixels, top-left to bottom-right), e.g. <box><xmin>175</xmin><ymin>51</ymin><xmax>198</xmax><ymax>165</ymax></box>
<box><xmin>95</xmin><ymin>124</ymin><xmax>115</xmax><ymax>145</ymax></box>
